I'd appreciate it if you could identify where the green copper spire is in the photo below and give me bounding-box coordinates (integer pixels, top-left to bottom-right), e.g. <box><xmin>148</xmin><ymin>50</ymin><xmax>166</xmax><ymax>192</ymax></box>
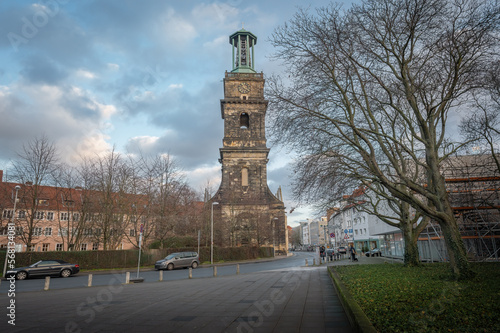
<box><xmin>229</xmin><ymin>29</ymin><xmax>257</xmax><ymax>73</ymax></box>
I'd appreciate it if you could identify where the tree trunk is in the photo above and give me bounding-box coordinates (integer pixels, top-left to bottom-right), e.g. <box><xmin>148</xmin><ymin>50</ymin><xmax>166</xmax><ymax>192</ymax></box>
<box><xmin>402</xmin><ymin>229</ymin><xmax>420</xmax><ymax>267</ymax></box>
<box><xmin>439</xmin><ymin>216</ymin><xmax>475</xmax><ymax>280</ymax></box>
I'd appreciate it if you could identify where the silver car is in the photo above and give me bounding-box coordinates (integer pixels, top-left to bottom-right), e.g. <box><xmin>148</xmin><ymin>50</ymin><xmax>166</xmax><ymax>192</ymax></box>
<box><xmin>154</xmin><ymin>252</ymin><xmax>200</xmax><ymax>270</ymax></box>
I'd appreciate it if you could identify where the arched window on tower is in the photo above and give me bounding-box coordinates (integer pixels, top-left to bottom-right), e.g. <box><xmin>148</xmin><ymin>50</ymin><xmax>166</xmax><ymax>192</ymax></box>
<box><xmin>240</xmin><ymin>112</ymin><xmax>249</xmax><ymax>129</ymax></box>
<box><xmin>242</xmin><ymin>168</ymin><xmax>248</xmax><ymax>187</ymax></box>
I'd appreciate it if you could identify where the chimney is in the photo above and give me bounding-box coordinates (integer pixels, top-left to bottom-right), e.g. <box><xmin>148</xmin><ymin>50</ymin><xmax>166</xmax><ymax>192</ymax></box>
<box><xmin>26</xmin><ymin>181</ymin><xmax>33</xmax><ymax>186</ymax></box>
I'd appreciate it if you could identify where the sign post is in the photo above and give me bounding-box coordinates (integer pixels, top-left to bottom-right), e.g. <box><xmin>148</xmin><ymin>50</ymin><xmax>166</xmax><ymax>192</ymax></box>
<box><xmin>131</xmin><ymin>224</ymin><xmax>144</xmax><ymax>283</ymax></box>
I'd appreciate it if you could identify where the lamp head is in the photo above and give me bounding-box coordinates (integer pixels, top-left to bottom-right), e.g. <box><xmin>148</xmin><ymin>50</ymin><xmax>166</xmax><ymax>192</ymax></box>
<box><xmin>14</xmin><ymin>185</ymin><xmax>21</xmax><ymax>190</ymax></box>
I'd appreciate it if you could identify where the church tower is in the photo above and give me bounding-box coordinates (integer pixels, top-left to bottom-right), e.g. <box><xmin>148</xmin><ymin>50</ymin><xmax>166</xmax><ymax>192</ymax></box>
<box><xmin>209</xmin><ymin>29</ymin><xmax>287</xmax><ymax>252</ymax></box>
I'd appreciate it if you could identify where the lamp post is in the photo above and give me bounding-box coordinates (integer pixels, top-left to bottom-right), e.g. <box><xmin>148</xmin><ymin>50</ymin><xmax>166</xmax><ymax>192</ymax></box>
<box><xmin>3</xmin><ymin>185</ymin><xmax>21</xmax><ymax>277</ymax></box>
<box><xmin>211</xmin><ymin>202</ymin><xmax>219</xmax><ymax>265</ymax></box>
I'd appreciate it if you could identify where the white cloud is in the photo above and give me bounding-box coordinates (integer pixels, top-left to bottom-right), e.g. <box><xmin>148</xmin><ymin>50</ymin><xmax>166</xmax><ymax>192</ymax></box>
<box><xmin>75</xmin><ymin>69</ymin><xmax>97</xmax><ymax>79</ymax></box>
<box><xmin>168</xmin><ymin>83</ymin><xmax>183</xmax><ymax>89</ymax></box>
<box><xmin>160</xmin><ymin>8</ymin><xmax>197</xmax><ymax>46</ymax></box>
<box><xmin>107</xmin><ymin>63</ymin><xmax>120</xmax><ymax>70</ymax></box>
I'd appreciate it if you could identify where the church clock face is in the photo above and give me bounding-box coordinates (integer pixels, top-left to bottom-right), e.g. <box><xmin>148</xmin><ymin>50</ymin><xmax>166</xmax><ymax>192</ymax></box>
<box><xmin>238</xmin><ymin>82</ymin><xmax>251</xmax><ymax>94</ymax></box>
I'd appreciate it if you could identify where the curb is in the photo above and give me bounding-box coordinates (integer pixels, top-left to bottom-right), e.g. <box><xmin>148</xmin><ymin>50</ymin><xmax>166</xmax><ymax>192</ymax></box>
<box><xmin>328</xmin><ymin>266</ymin><xmax>378</xmax><ymax>333</ymax></box>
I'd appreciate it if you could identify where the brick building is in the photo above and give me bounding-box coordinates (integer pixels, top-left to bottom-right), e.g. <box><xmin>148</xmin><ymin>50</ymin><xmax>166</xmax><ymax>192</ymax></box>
<box><xmin>0</xmin><ymin>170</ymin><xmax>146</xmax><ymax>252</ymax></box>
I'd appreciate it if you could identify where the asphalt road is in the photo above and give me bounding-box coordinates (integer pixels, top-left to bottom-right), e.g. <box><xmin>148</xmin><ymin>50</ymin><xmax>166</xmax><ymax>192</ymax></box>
<box><xmin>0</xmin><ymin>251</ymin><xmax>354</xmax><ymax>333</ymax></box>
<box><xmin>0</xmin><ymin>252</ymin><xmax>320</xmax><ymax>293</ymax></box>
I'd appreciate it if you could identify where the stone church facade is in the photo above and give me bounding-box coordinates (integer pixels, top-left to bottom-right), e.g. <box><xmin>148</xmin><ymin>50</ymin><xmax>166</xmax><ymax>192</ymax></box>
<box><xmin>209</xmin><ymin>29</ymin><xmax>287</xmax><ymax>252</ymax></box>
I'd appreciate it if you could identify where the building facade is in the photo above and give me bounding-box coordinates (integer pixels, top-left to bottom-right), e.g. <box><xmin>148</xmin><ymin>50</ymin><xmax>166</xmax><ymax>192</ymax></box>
<box><xmin>209</xmin><ymin>29</ymin><xmax>287</xmax><ymax>251</ymax></box>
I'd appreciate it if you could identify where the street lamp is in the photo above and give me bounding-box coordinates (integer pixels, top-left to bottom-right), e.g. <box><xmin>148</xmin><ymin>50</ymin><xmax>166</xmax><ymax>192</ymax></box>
<box><xmin>211</xmin><ymin>202</ymin><xmax>219</xmax><ymax>265</ymax></box>
<box><xmin>3</xmin><ymin>185</ymin><xmax>21</xmax><ymax>277</ymax></box>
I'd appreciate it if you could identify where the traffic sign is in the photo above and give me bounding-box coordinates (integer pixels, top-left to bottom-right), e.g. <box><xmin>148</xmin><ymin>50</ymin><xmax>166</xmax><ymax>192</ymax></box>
<box><xmin>330</xmin><ymin>233</ymin><xmax>335</xmax><ymax>238</ymax></box>
<box><xmin>344</xmin><ymin>234</ymin><xmax>349</xmax><ymax>239</ymax></box>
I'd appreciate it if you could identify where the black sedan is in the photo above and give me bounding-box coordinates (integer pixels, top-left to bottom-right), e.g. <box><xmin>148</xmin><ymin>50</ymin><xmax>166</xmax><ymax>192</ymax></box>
<box><xmin>6</xmin><ymin>260</ymin><xmax>80</xmax><ymax>280</ymax></box>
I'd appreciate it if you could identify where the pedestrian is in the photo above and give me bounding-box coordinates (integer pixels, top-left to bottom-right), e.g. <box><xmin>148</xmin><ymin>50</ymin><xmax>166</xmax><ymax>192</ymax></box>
<box><xmin>349</xmin><ymin>245</ymin><xmax>358</xmax><ymax>262</ymax></box>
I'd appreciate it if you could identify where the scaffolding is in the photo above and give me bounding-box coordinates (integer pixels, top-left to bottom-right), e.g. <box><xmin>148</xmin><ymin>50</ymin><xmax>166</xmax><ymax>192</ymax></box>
<box><xmin>419</xmin><ymin>154</ymin><xmax>500</xmax><ymax>261</ymax></box>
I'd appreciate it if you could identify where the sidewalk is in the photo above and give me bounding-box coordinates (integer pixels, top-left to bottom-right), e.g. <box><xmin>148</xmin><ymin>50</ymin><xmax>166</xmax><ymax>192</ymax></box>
<box><xmin>1</xmin><ymin>257</ymin><xmax>354</xmax><ymax>333</ymax></box>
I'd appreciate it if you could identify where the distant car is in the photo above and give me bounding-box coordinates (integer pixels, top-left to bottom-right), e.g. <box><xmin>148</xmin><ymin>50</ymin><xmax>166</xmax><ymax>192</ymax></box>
<box><xmin>155</xmin><ymin>252</ymin><xmax>199</xmax><ymax>270</ymax></box>
<box><xmin>365</xmin><ymin>248</ymin><xmax>382</xmax><ymax>257</ymax></box>
<box><xmin>337</xmin><ymin>246</ymin><xmax>347</xmax><ymax>254</ymax></box>
<box><xmin>6</xmin><ymin>260</ymin><xmax>80</xmax><ymax>280</ymax></box>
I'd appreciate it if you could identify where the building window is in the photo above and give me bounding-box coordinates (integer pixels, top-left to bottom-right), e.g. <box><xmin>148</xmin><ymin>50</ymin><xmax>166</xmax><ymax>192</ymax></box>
<box><xmin>241</xmin><ymin>168</ymin><xmax>249</xmax><ymax>187</ymax></box>
<box><xmin>60</xmin><ymin>212</ymin><xmax>69</xmax><ymax>221</ymax></box>
<box><xmin>80</xmin><ymin>243</ymin><xmax>87</xmax><ymax>251</ymax></box>
<box><xmin>33</xmin><ymin>227</ymin><xmax>42</xmax><ymax>236</ymax></box>
<box><xmin>45</xmin><ymin>227</ymin><xmax>52</xmax><ymax>236</ymax></box>
<box><xmin>15</xmin><ymin>227</ymin><xmax>23</xmax><ymax>236</ymax></box>
<box><xmin>92</xmin><ymin>243</ymin><xmax>99</xmax><ymax>251</ymax></box>
<box><xmin>27</xmin><ymin>245</ymin><xmax>35</xmax><ymax>252</ymax></box>
<box><xmin>72</xmin><ymin>213</ymin><xmax>80</xmax><ymax>221</ymax></box>
<box><xmin>35</xmin><ymin>211</ymin><xmax>44</xmax><ymax>219</ymax></box>
<box><xmin>240</xmin><ymin>112</ymin><xmax>250</xmax><ymax>129</ymax></box>
<box><xmin>47</xmin><ymin>212</ymin><xmax>54</xmax><ymax>220</ymax></box>
<box><xmin>130</xmin><ymin>229</ymin><xmax>136</xmax><ymax>237</ymax></box>
<box><xmin>56</xmin><ymin>244</ymin><xmax>63</xmax><ymax>251</ymax></box>
<box><xmin>84</xmin><ymin>228</ymin><xmax>92</xmax><ymax>236</ymax></box>
<box><xmin>2</xmin><ymin>210</ymin><xmax>13</xmax><ymax>219</ymax></box>
<box><xmin>42</xmin><ymin>243</ymin><xmax>49</xmax><ymax>252</ymax></box>
<box><xmin>18</xmin><ymin>210</ymin><xmax>26</xmax><ymax>218</ymax></box>
<box><xmin>94</xmin><ymin>228</ymin><xmax>102</xmax><ymax>236</ymax></box>
<box><xmin>63</xmin><ymin>200</ymin><xmax>75</xmax><ymax>207</ymax></box>
<box><xmin>38</xmin><ymin>199</ymin><xmax>49</xmax><ymax>206</ymax></box>
<box><xmin>58</xmin><ymin>228</ymin><xmax>68</xmax><ymax>236</ymax></box>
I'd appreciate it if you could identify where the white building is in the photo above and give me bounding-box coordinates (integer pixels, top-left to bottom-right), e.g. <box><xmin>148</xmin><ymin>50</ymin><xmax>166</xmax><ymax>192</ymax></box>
<box><xmin>329</xmin><ymin>186</ymin><xmax>400</xmax><ymax>254</ymax></box>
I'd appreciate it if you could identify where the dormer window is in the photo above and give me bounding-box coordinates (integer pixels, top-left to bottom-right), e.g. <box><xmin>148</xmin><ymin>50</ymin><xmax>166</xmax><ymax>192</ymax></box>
<box><xmin>63</xmin><ymin>200</ymin><xmax>75</xmax><ymax>207</ymax></box>
<box><xmin>240</xmin><ymin>112</ymin><xmax>249</xmax><ymax>129</ymax></box>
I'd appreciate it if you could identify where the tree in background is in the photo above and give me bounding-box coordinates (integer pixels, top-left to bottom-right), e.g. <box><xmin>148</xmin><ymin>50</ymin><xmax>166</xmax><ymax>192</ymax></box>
<box><xmin>268</xmin><ymin>0</ymin><xmax>499</xmax><ymax>279</ymax></box>
<box><xmin>9</xmin><ymin>134</ymin><xmax>59</xmax><ymax>251</ymax></box>
<box><xmin>460</xmin><ymin>61</ymin><xmax>500</xmax><ymax>172</ymax></box>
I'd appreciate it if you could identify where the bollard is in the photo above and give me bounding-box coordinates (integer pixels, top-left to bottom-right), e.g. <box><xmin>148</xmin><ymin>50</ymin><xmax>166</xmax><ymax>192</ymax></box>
<box><xmin>88</xmin><ymin>274</ymin><xmax>93</xmax><ymax>287</ymax></box>
<box><xmin>213</xmin><ymin>266</ymin><xmax>217</xmax><ymax>277</ymax></box>
<box><xmin>44</xmin><ymin>276</ymin><xmax>50</xmax><ymax>291</ymax></box>
<box><xmin>159</xmin><ymin>270</ymin><xmax>163</xmax><ymax>281</ymax></box>
<box><xmin>313</xmin><ymin>258</ymin><xmax>316</xmax><ymax>266</ymax></box>
<box><xmin>189</xmin><ymin>268</ymin><xmax>192</xmax><ymax>279</ymax></box>
<box><xmin>236</xmin><ymin>264</ymin><xmax>240</xmax><ymax>275</ymax></box>
<box><xmin>125</xmin><ymin>272</ymin><xmax>130</xmax><ymax>284</ymax></box>
<box><xmin>305</xmin><ymin>259</ymin><xmax>308</xmax><ymax>266</ymax></box>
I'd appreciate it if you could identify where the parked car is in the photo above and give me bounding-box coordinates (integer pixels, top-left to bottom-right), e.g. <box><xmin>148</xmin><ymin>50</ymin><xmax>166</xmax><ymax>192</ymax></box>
<box><xmin>6</xmin><ymin>260</ymin><xmax>80</xmax><ymax>280</ymax></box>
<box><xmin>337</xmin><ymin>246</ymin><xmax>347</xmax><ymax>254</ymax></box>
<box><xmin>155</xmin><ymin>252</ymin><xmax>199</xmax><ymax>270</ymax></box>
<box><xmin>365</xmin><ymin>248</ymin><xmax>382</xmax><ymax>257</ymax></box>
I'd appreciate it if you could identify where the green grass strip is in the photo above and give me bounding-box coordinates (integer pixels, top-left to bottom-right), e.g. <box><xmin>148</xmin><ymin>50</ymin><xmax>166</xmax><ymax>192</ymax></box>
<box><xmin>332</xmin><ymin>262</ymin><xmax>500</xmax><ymax>332</ymax></box>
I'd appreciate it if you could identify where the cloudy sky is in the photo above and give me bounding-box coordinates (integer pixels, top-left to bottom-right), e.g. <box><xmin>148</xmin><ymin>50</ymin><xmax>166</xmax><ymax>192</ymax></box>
<box><xmin>0</xmin><ymin>0</ymin><xmax>357</xmax><ymax>227</ymax></box>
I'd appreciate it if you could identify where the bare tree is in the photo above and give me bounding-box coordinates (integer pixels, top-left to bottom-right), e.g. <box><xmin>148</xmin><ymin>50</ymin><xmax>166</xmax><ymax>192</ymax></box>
<box><xmin>52</xmin><ymin>166</ymin><xmax>88</xmax><ymax>251</ymax></box>
<box><xmin>9</xmin><ymin>134</ymin><xmax>59</xmax><ymax>251</ymax></box>
<box><xmin>81</xmin><ymin>149</ymin><xmax>133</xmax><ymax>250</ymax></box>
<box><xmin>460</xmin><ymin>61</ymin><xmax>500</xmax><ymax>172</ymax></box>
<box><xmin>268</xmin><ymin>0</ymin><xmax>499</xmax><ymax>279</ymax></box>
